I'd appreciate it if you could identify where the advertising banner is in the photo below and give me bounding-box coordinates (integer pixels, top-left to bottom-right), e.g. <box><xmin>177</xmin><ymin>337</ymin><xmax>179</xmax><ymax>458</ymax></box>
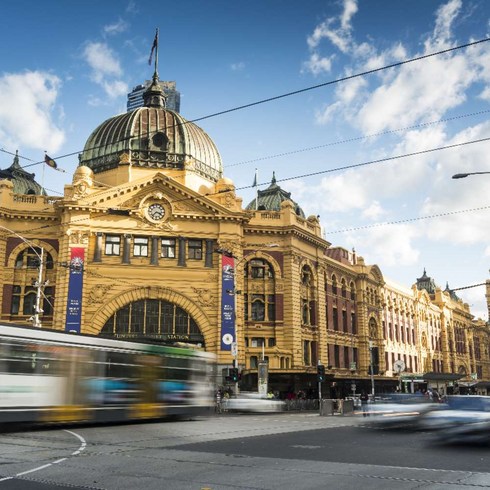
<box><xmin>65</xmin><ymin>247</ymin><xmax>85</xmax><ymax>333</ymax></box>
<box><xmin>220</xmin><ymin>254</ymin><xmax>236</xmax><ymax>350</ymax></box>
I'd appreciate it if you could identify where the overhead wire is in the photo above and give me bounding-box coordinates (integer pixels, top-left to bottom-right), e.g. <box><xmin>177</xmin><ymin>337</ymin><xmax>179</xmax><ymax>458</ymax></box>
<box><xmin>4</xmin><ymin>36</ymin><xmax>489</xmax><ymax>172</ymax></box>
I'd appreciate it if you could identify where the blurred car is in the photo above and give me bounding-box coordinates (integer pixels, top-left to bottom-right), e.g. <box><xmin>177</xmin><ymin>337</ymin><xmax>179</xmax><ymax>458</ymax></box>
<box><xmin>363</xmin><ymin>393</ymin><xmax>443</xmax><ymax>429</ymax></box>
<box><xmin>420</xmin><ymin>395</ymin><xmax>490</xmax><ymax>444</ymax></box>
<box><xmin>225</xmin><ymin>392</ymin><xmax>285</xmax><ymax>413</ymax></box>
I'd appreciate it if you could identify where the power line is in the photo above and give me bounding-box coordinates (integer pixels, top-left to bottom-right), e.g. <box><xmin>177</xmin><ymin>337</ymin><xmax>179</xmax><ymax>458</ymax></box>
<box><xmin>191</xmin><ymin>38</ymin><xmax>490</xmax><ymax>124</ymax></box>
<box><xmin>225</xmin><ymin>109</ymin><xmax>490</xmax><ymax>168</ymax></box>
<box><xmin>324</xmin><ymin>204</ymin><xmax>490</xmax><ymax>235</ymax></box>
<box><xmin>451</xmin><ymin>283</ymin><xmax>486</xmax><ymax>291</ymax></box>
<box><xmin>235</xmin><ymin>136</ymin><xmax>490</xmax><ymax>191</ymax></box>
<box><xmin>8</xmin><ymin>37</ymin><xmax>490</xmax><ymax>172</ymax></box>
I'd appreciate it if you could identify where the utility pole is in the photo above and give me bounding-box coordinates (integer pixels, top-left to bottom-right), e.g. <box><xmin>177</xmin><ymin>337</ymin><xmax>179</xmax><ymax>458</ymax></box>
<box><xmin>32</xmin><ymin>247</ymin><xmax>45</xmax><ymax>328</ymax></box>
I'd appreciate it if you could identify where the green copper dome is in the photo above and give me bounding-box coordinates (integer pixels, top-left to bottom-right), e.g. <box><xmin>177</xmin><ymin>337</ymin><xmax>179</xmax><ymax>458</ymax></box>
<box><xmin>79</xmin><ymin>76</ymin><xmax>222</xmax><ymax>183</ymax></box>
<box><xmin>0</xmin><ymin>151</ymin><xmax>45</xmax><ymax>195</ymax></box>
<box><xmin>245</xmin><ymin>172</ymin><xmax>305</xmax><ymax>218</ymax></box>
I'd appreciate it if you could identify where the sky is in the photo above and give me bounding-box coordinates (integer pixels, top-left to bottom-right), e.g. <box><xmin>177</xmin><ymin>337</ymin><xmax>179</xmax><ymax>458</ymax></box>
<box><xmin>0</xmin><ymin>0</ymin><xmax>489</xmax><ymax>320</ymax></box>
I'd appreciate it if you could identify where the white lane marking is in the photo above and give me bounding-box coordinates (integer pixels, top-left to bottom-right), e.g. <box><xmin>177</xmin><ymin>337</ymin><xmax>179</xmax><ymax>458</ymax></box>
<box><xmin>0</xmin><ymin>429</ymin><xmax>86</xmax><ymax>482</ymax></box>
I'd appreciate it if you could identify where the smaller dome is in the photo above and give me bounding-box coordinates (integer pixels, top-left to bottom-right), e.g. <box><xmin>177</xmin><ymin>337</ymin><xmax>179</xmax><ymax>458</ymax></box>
<box><xmin>0</xmin><ymin>150</ymin><xmax>45</xmax><ymax>195</ymax></box>
<box><xmin>246</xmin><ymin>172</ymin><xmax>305</xmax><ymax>217</ymax></box>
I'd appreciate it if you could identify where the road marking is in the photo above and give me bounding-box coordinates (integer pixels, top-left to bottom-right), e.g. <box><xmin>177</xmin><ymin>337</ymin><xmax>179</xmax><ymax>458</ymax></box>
<box><xmin>0</xmin><ymin>429</ymin><xmax>86</xmax><ymax>482</ymax></box>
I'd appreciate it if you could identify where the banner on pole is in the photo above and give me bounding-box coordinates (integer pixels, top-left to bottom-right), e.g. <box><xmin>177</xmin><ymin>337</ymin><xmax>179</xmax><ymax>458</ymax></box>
<box><xmin>65</xmin><ymin>247</ymin><xmax>85</xmax><ymax>333</ymax></box>
<box><xmin>220</xmin><ymin>255</ymin><xmax>235</xmax><ymax>350</ymax></box>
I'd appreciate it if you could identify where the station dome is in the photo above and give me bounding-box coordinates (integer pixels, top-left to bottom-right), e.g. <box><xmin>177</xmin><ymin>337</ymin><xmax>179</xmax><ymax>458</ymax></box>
<box><xmin>79</xmin><ymin>75</ymin><xmax>223</xmax><ymax>183</ymax></box>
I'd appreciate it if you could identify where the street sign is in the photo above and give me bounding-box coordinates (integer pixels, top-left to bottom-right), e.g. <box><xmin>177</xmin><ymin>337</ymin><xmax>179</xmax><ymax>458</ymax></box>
<box><xmin>231</xmin><ymin>342</ymin><xmax>237</xmax><ymax>357</ymax></box>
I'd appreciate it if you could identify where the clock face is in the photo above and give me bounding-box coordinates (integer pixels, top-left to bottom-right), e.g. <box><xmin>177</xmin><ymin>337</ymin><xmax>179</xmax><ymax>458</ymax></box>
<box><xmin>148</xmin><ymin>203</ymin><xmax>165</xmax><ymax>220</ymax></box>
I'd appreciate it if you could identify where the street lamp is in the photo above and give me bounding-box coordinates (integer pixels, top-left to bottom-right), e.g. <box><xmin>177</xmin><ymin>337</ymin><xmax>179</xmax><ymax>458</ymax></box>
<box><xmin>0</xmin><ymin>225</ymin><xmax>47</xmax><ymax>328</ymax></box>
<box><xmin>452</xmin><ymin>171</ymin><xmax>490</xmax><ymax>179</ymax></box>
<box><xmin>215</xmin><ymin>242</ymin><xmax>279</xmax><ymax>393</ymax></box>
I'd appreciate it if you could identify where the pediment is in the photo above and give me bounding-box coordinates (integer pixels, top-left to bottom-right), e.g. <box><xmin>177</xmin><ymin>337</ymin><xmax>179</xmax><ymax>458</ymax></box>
<box><xmin>72</xmin><ymin>172</ymin><xmax>243</xmax><ymax>225</ymax></box>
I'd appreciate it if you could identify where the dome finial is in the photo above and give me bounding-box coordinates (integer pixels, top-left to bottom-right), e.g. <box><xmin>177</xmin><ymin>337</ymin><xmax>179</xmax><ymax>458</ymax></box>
<box><xmin>271</xmin><ymin>171</ymin><xmax>276</xmax><ymax>185</ymax></box>
<box><xmin>143</xmin><ymin>28</ymin><xmax>166</xmax><ymax>108</ymax></box>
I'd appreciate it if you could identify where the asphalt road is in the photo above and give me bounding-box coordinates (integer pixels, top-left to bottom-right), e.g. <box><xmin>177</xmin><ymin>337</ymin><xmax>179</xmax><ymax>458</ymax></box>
<box><xmin>0</xmin><ymin>413</ymin><xmax>489</xmax><ymax>489</ymax></box>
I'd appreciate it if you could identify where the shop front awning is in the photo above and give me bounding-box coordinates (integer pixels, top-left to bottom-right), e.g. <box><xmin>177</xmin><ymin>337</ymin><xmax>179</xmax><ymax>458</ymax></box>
<box><xmin>422</xmin><ymin>372</ymin><xmax>463</xmax><ymax>382</ymax></box>
<box><xmin>475</xmin><ymin>381</ymin><xmax>490</xmax><ymax>389</ymax></box>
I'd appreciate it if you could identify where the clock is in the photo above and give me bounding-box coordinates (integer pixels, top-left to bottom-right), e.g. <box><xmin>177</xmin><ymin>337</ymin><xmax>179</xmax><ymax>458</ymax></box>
<box><xmin>147</xmin><ymin>203</ymin><xmax>165</xmax><ymax>221</ymax></box>
<box><xmin>394</xmin><ymin>359</ymin><xmax>406</xmax><ymax>373</ymax></box>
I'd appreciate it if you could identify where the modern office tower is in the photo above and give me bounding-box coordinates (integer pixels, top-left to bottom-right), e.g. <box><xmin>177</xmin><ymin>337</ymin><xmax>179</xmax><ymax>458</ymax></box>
<box><xmin>127</xmin><ymin>80</ymin><xmax>181</xmax><ymax>112</ymax></box>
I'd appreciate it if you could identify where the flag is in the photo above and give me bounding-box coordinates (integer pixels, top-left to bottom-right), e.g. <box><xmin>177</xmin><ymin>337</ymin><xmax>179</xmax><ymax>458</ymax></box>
<box><xmin>44</xmin><ymin>154</ymin><xmax>57</xmax><ymax>169</ymax></box>
<box><xmin>148</xmin><ymin>29</ymin><xmax>158</xmax><ymax>66</ymax></box>
<box><xmin>44</xmin><ymin>154</ymin><xmax>66</xmax><ymax>172</ymax></box>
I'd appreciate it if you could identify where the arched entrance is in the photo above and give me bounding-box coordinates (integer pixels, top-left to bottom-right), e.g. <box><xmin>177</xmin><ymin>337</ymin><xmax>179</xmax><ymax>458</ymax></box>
<box><xmin>100</xmin><ymin>298</ymin><xmax>205</xmax><ymax>346</ymax></box>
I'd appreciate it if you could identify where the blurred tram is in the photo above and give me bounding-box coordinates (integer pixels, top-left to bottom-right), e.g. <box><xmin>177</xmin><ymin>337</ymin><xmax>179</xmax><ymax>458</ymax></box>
<box><xmin>0</xmin><ymin>324</ymin><xmax>214</xmax><ymax>425</ymax></box>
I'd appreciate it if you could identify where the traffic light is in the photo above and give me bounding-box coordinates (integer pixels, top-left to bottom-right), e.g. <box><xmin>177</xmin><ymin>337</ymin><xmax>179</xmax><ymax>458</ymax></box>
<box><xmin>317</xmin><ymin>364</ymin><xmax>325</xmax><ymax>382</ymax></box>
<box><xmin>230</xmin><ymin>368</ymin><xmax>239</xmax><ymax>382</ymax></box>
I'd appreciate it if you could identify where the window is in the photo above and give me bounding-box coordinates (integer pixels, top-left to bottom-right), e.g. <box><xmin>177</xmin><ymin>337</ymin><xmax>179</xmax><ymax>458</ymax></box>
<box><xmin>23</xmin><ymin>286</ymin><xmax>36</xmax><ymax>315</ymax></box>
<box><xmin>161</xmin><ymin>238</ymin><xmax>176</xmax><ymax>258</ymax></box>
<box><xmin>351</xmin><ymin>312</ymin><xmax>357</xmax><ymax>334</ymax></box>
<box><xmin>105</xmin><ymin>235</ymin><xmax>121</xmax><ymax>255</ymax></box>
<box><xmin>342</xmin><ymin>310</ymin><xmax>347</xmax><ymax>332</ymax></box>
<box><xmin>247</xmin><ymin>294</ymin><xmax>275</xmax><ymax>322</ymax></box>
<box><xmin>251</xmin><ymin>337</ymin><xmax>265</xmax><ymax>347</ymax></box>
<box><xmin>332</xmin><ymin>275</ymin><xmax>338</xmax><ymax>295</ymax></box>
<box><xmin>43</xmin><ymin>287</ymin><xmax>54</xmax><ymax>316</ymax></box>
<box><xmin>14</xmin><ymin>248</ymin><xmax>53</xmax><ymax>269</ymax></box>
<box><xmin>250</xmin><ymin>356</ymin><xmax>258</xmax><ymax>368</ymax></box>
<box><xmin>341</xmin><ymin>279</ymin><xmax>347</xmax><ymax>298</ymax></box>
<box><xmin>251</xmin><ymin>295</ymin><xmax>265</xmax><ymax>321</ymax></box>
<box><xmin>11</xmin><ymin>286</ymin><xmax>21</xmax><ymax>314</ymax></box>
<box><xmin>188</xmin><ymin>239</ymin><xmax>203</xmax><ymax>260</ymax></box>
<box><xmin>268</xmin><ymin>338</ymin><xmax>276</xmax><ymax>347</ymax></box>
<box><xmin>350</xmin><ymin>282</ymin><xmax>356</xmax><ymax>301</ymax></box>
<box><xmin>333</xmin><ymin>307</ymin><xmax>338</xmax><ymax>331</ymax></box>
<box><xmin>134</xmin><ymin>237</ymin><xmax>149</xmax><ymax>257</ymax></box>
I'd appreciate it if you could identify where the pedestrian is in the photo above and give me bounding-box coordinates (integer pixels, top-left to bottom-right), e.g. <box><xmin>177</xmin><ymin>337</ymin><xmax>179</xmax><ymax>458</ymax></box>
<box><xmin>215</xmin><ymin>388</ymin><xmax>223</xmax><ymax>414</ymax></box>
<box><xmin>360</xmin><ymin>391</ymin><xmax>369</xmax><ymax>417</ymax></box>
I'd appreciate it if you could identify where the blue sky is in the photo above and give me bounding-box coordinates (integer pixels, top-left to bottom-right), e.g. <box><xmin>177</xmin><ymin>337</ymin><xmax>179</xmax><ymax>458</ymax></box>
<box><xmin>0</xmin><ymin>0</ymin><xmax>489</xmax><ymax>319</ymax></box>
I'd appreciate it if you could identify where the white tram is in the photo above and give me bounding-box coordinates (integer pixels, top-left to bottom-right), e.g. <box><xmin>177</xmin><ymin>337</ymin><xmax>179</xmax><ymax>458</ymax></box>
<box><xmin>0</xmin><ymin>324</ymin><xmax>214</xmax><ymax>425</ymax></box>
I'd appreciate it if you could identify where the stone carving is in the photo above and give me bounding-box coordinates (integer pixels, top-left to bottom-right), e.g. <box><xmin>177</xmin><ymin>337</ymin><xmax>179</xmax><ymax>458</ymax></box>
<box><xmin>89</xmin><ymin>284</ymin><xmax>111</xmax><ymax>304</ymax></box>
<box><xmin>67</xmin><ymin>230</ymin><xmax>89</xmax><ymax>245</ymax></box>
<box><xmin>193</xmin><ymin>287</ymin><xmax>216</xmax><ymax>307</ymax></box>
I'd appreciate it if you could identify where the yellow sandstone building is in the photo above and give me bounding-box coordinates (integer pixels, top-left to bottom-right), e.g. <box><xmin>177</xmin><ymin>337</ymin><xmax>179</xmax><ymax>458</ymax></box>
<box><xmin>0</xmin><ymin>74</ymin><xmax>488</xmax><ymax>397</ymax></box>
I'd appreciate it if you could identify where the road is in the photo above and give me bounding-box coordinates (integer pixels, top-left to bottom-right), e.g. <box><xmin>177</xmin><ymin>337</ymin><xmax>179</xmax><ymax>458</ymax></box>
<box><xmin>0</xmin><ymin>412</ymin><xmax>489</xmax><ymax>489</ymax></box>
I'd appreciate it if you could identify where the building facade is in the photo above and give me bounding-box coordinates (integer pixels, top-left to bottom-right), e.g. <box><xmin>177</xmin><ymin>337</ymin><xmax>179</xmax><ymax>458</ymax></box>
<box><xmin>1</xmin><ymin>74</ymin><xmax>489</xmax><ymax>398</ymax></box>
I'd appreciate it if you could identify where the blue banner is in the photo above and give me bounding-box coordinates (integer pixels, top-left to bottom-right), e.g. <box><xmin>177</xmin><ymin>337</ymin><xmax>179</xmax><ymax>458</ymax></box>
<box><xmin>65</xmin><ymin>247</ymin><xmax>85</xmax><ymax>333</ymax></box>
<box><xmin>220</xmin><ymin>255</ymin><xmax>236</xmax><ymax>350</ymax></box>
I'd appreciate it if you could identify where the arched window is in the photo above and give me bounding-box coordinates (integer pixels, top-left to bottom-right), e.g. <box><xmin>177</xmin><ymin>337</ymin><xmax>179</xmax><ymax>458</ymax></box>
<box><xmin>349</xmin><ymin>282</ymin><xmax>356</xmax><ymax>301</ymax></box>
<box><xmin>331</xmin><ymin>275</ymin><xmax>338</xmax><ymax>295</ymax></box>
<box><xmin>101</xmin><ymin>299</ymin><xmax>203</xmax><ymax>343</ymax></box>
<box><xmin>14</xmin><ymin>248</ymin><xmax>53</xmax><ymax>269</ymax></box>
<box><xmin>341</xmin><ymin>279</ymin><xmax>347</xmax><ymax>298</ymax></box>
<box><xmin>301</xmin><ymin>265</ymin><xmax>316</xmax><ymax>326</ymax></box>
<box><xmin>244</xmin><ymin>258</ymin><xmax>276</xmax><ymax>323</ymax></box>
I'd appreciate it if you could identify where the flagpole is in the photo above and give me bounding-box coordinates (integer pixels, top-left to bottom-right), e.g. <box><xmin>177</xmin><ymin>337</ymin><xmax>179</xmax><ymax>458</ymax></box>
<box><xmin>154</xmin><ymin>28</ymin><xmax>159</xmax><ymax>78</ymax></box>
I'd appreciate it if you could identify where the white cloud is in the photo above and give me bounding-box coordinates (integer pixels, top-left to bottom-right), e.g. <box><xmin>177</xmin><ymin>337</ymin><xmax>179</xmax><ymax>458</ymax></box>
<box><xmin>82</xmin><ymin>42</ymin><xmax>128</xmax><ymax>99</ymax></box>
<box><xmin>304</xmin><ymin>0</ymin><xmax>358</xmax><ymax>76</ymax></box>
<box><xmin>302</xmin><ymin>53</ymin><xmax>333</xmax><ymax>76</ymax></box>
<box><xmin>339</xmin><ymin>225</ymin><xmax>421</xmax><ymax>268</ymax></box>
<box><xmin>103</xmin><ymin>19</ymin><xmax>129</xmax><ymax>36</ymax></box>
<box><xmin>0</xmin><ymin>71</ymin><xmax>65</xmax><ymax>152</ymax></box>
<box><xmin>362</xmin><ymin>201</ymin><xmax>385</xmax><ymax>220</ymax></box>
<box><xmin>231</xmin><ymin>62</ymin><xmax>246</xmax><ymax>71</ymax></box>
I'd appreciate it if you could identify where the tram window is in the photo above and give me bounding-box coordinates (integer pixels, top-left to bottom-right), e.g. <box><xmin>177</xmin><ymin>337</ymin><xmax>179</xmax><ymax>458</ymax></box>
<box><xmin>105</xmin><ymin>353</ymin><xmax>139</xmax><ymax>378</ymax></box>
<box><xmin>3</xmin><ymin>342</ymin><xmax>36</xmax><ymax>374</ymax></box>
